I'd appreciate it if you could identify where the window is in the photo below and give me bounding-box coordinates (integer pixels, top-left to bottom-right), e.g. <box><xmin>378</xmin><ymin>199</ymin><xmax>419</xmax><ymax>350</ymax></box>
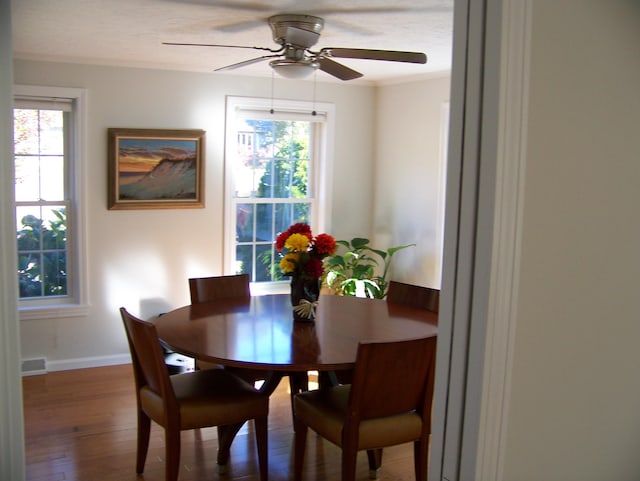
<box><xmin>224</xmin><ymin>97</ymin><xmax>334</xmax><ymax>290</ymax></box>
<box><xmin>13</xmin><ymin>86</ymin><xmax>87</xmax><ymax>318</ymax></box>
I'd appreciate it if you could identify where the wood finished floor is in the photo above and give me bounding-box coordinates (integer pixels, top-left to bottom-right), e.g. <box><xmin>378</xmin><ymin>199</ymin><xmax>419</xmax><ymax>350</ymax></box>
<box><xmin>23</xmin><ymin>364</ymin><xmax>419</xmax><ymax>481</ymax></box>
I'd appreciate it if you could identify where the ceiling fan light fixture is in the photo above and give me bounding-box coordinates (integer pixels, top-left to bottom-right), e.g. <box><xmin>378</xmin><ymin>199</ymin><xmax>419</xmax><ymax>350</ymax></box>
<box><xmin>269</xmin><ymin>59</ymin><xmax>319</xmax><ymax>79</ymax></box>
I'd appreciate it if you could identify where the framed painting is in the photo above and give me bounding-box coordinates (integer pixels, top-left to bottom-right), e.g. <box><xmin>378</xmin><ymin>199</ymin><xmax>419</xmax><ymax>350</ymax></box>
<box><xmin>107</xmin><ymin>128</ymin><xmax>205</xmax><ymax>210</ymax></box>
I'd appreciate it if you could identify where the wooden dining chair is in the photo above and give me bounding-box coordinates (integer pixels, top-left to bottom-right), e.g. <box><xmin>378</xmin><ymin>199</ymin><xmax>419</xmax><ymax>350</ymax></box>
<box><xmin>120</xmin><ymin>307</ymin><xmax>269</xmax><ymax>481</ymax></box>
<box><xmin>329</xmin><ymin>281</ymin><xmax>439</xmax><ymax>388</ymax></box>
<box><xmin>387</xmin><ymin>280</ymin><xmax>440</xmax><ymax>315</ymax></box>
<box><xmin>293</xmin><ymin>336</ymin><xmax>437</xmax><ymax>481</ymax></box>
<box><xmin>188</xmin><ymin>274</ymin><xmax>264</xmax><ymax>376</ymax></box>
<box><xmin>189</xmin><ymin>273</ymin><xmax>251</xmax><ymax>304</ymax></box>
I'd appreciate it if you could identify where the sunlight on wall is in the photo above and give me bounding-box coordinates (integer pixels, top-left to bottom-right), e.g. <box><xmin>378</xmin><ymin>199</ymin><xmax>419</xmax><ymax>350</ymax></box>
<box><xmin>103</xmin><ymin>250</ymin><xmax>172</xmax><ymax>320</ymax></box>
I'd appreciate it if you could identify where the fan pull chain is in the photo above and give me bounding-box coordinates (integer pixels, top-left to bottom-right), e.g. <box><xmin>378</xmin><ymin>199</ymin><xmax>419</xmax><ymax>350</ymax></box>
<box><xmin>312</xmin><ymin>71</ymin><xmax>317</xmax><ymax>116</ymax></box>
<box><xmin>270</xmin><ymin>70</ymin><xmax>275</xmax><ymax>114</ymax></box>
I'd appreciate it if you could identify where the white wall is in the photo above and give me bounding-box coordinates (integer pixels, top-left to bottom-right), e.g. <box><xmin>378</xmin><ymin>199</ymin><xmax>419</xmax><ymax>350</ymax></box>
<box><xmin>13</xmin><ymin>61</ymin><xmax>451</xmax><ymax>370</ymax></box>
<box><xmin>13</xmin><ymin>60</ymin><xmax>377</xmax><ymax>368</ymax></box>
<box><xmin>1</xmin><ymin>0</ymin><xmax>26</xmax><ymax>478</ymax></box>
<box><xmin>374</xmin><ymin>76</ymin><xmax>450</xmax><ymax>288</ymax></box>
<box><xmin>502</xmin><ymin>2</ymin><xmax>640</xmax><ymax>480</ymax></box>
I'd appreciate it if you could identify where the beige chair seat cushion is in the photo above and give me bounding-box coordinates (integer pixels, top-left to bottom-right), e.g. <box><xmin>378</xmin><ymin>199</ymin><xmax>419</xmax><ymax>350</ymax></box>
<box><xmin>294</xmin><ymin>385</ymin><xmax>422</xmax><ymax>450</ymax></box>
<box><xmin>141</xmin><ymin>368</ymin><xmax>268</xmax><ymax>430</ymax></box>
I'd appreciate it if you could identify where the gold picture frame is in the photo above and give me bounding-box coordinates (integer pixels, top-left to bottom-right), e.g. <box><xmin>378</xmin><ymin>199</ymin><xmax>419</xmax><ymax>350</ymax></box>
<box><xmin>108</xmin><ymin>128</ymin><xmax>205</xmax><ymax>210</ymax></box>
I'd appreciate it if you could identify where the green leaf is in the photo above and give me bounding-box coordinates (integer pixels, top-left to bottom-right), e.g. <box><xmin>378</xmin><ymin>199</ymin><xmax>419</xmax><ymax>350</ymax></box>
<box><xmin>370</xmin><ymin>248</ymin><xmax>387</xmax><ymax>259</ymax></box>
<box><xmin>364</xmin><ymin>281</ymin><xmax>384</xmax><ymax>299</ymax></box>
<box><xmin>341</xmin><ymin>279</ymin><xmax>358</xmax><ymax>296</ymax></box>
<box><xmin>353</xmin><ymin>264</ymin><xmax>374</xmax><ymax>278</ymax></box>
<box><xmin>326</xmin><ymin>256</ymin><xmax>346</xmax><ymax>268</ymax></box>
<box><xmin>387</xmin><ymin>243</ymin><xmax>416</xmax><ymax>256</ymax></box>
<box><xmin>350</xmin><ymin>237</ymin><xmax>370</xmax><ymax>249</ymax></box>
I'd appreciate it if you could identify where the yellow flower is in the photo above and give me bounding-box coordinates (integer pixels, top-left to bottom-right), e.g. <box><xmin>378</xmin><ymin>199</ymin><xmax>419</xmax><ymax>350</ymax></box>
<box><xmin>279</xmin><ymin>253</ymin><xmax>299</xmax><ymax>274</ymax></box>
<box><xmin>284</xmin><ymin>233</ymin><xmax>310</xmax><ymax>253</ymax></box>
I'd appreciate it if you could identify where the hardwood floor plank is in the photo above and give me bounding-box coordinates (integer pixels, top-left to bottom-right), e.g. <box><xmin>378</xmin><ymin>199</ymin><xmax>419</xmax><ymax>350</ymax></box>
<box><xmin>23</xmin><ymin>364</ymin><xmax>419</xmax><ymax>480</ymax></box>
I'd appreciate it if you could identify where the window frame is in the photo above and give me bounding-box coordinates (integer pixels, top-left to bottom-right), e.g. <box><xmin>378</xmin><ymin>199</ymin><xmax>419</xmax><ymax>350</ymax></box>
<box><xmin>14</xmin><ymin>85</ymin><xmax>89</xmax><ymax>320</ymax></box>
<box><xmin>223</xmin><ymin>96</ymin><xmax>335</xmax><ymax>294</ymax></box>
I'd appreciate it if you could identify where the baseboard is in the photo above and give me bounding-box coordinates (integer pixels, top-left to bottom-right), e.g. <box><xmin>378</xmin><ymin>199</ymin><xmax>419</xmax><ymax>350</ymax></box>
<box><xmin>21</xmin><ymin>354</ymin><xmax>131</xmax><ymax>376</ymax></box>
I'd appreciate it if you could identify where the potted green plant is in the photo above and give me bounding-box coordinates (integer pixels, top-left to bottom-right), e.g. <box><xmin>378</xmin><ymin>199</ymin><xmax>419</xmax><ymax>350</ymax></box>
<box><xmin>322</xmin><ymin>237</ymin><xmax>415</xmax><ymax>299</ymax></box>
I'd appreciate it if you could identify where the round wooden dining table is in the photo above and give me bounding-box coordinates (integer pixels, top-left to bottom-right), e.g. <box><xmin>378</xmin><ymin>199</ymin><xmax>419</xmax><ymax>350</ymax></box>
<box><xmin>155</xmin><ymin>293</ymin><xmax>438</xmax><ymax>375</ymax></box>
<box><xmin>155</xmin><ymin>293</ymin><xmax>438</xmax><ymax>468</ymax></box>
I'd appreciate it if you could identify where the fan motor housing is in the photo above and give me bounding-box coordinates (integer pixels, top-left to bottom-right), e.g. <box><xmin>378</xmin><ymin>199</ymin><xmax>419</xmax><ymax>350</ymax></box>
<box><xmin>268</xmin><ymin>14</ymin><xmax>324</xmax><ymax>48</ymax></box>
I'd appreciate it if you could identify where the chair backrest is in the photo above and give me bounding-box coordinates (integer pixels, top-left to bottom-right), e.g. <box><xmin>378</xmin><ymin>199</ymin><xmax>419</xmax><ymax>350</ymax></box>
<box><xmin>348</xmin><ymin>336</ymin><xmax>437</xmax><ymax>424</ymax></box>
<box><xmin>188</xmin><ymin>274</ymin><xmax>251</xmax><ymax>304</ymax></box>
<box><xmin>386</xmin><ymin>280</ymin><xmax>440</xmax><ymax>314</ymax></box>
<box><xmin>120</xmin><ymin>307</ymin><xmax>177</xmax><ymax>410</ymax></box>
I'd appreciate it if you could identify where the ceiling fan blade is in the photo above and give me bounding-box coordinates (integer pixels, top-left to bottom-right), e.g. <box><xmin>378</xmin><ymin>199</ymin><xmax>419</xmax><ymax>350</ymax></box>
<box><xmin>316</xmin><ymin>57</ymin><xmax>362</xmax><ymax>81</ymax></box>
<box><xmin>320</xmin><ymin>47</ymin><xmax>427</xmax><ymax>64</ymax></box>
<box><xmin>215</xmin><ymin>54</ymin><xmax>281</xmax><ymax>72</ymax></box>
<box><xmin>162</xmin><ymin>42</ymin><xmax>282</xmax><ymax>53</ymax></box>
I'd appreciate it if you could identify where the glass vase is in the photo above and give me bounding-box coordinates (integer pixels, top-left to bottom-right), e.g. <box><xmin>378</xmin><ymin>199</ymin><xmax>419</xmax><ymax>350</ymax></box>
<box><xmin>290</xmin><ymin>275</ymin><xmax>320</xmax><ymax>322</ymax></box>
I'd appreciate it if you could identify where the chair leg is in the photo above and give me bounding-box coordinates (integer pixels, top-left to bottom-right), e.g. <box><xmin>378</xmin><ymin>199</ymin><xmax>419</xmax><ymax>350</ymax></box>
<box><xmin>254</xmin><ymin>417</ymin><xmax>269</xmax><ymax>481</ymax></box>
<box><xmin>341</xmin><ymin>445</ymin><xmax>359</xmax><ymax>481</ymax></box>
<box><xmin>293</xmin><ymin>418</ymin><xmax>308</xmax><ymax>481</ymax></box>
<box><xmin>165</xmin><ymin>427</ymin><xmax>181</xmax><ymax>481</ymax></box>
<box><xmin>414</xmin><ymin>439</ymin><xmax>429</xmax><ymax>481</ymax></box>
<box><xmin>135</xmin><ymin>409</ymin><xmax>151</xmax><ymax>474</ymax></box>
<box><xmin>366</xmin><ymin>448</ymin><xmax>383</xmax><ymax>479</ymax></box>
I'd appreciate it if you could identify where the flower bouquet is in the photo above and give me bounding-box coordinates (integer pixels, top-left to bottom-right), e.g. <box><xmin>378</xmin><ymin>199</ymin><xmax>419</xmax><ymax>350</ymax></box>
<box><xmin>275</xmin><ymin>223</ymin><xmax>336</xmax><ymax>321</ymax></box>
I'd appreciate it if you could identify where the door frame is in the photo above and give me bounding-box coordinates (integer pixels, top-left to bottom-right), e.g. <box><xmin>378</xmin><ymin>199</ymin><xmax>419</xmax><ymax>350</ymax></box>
<box><xmin>430</xmin><ymin>1</ymin><xmax>531</xmax><ymax>480</ymax></box>
<box><xmin>0</xmin><ymin>2</ymin><xmax>534</xmax><ymax>481</ymax></box>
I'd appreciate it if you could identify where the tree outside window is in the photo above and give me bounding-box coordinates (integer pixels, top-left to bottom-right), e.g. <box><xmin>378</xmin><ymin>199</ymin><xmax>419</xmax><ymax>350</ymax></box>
<box><xmin>234</xmin><ymin>118</ymin><xmax>312</xmax><ymax>282</ymax></box>
<box><xmin>225</xmin><ymin>97</ymin><xmax>333</xmax><ymax>288</ymax></box>
<box><xmin>14</xmin><ymin>107</ymin><xmax>69</xmax><ymax>299</ymax></box>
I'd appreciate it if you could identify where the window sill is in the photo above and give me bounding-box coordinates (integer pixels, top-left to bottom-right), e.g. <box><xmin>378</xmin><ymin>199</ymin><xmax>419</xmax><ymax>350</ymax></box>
<box><xmin>250</xmin><ymin>281</ymin><xmax>290</xmax><ymax>296</ymax></box>
<box><xmin>19</xmin><ymin>304</ymin><xmax>90</xmax><ymax>321</ymax></box>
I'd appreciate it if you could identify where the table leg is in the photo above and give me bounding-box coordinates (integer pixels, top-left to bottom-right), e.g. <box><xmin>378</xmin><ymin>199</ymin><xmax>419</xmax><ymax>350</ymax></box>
<box><xmin>217</xmin><ymin>371</ymin><xmax>285</xmax><ymax>469</ymax></box>
<box><xmin>217</xmin><ymin>423</ymin><xmax>242</xmax><ymax>468</ymax></box>
<box><xmin>287</xmin><ymin>371</ymin><xmax>309</xmax><ymax>427</ymax></box>
<box><xmin>258</xmin><ymin>371</ymin><xmax>284</xmax><ymax>395</ymax></box>
<box><xmin>318</xmin><ymin>370</ymin><xmax>340</xmax><ymax>388</ymax></box>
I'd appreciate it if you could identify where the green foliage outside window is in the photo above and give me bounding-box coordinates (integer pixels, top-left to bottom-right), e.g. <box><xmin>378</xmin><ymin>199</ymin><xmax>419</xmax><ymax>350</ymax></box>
<box><xmin>235</xmin><ymin>119</ymin><xmax>312</xmax><ymax>281</ymax></box>
<box><xmin>17</xmin><ymin>208</ymin><xmax>67</xmax><ymax>298</ymax></box>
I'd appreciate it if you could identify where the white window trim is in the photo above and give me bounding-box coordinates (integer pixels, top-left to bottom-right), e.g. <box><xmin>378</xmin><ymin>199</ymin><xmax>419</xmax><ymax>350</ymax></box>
<box><xmin>223</xmin><ymin>96</ymin><xmax>335</xmax><ymax>288</ymax></box>
<box><xmin>14</xmin><ymin>85</ymin><xmax>89</xmax><ymax>320</ymax></box>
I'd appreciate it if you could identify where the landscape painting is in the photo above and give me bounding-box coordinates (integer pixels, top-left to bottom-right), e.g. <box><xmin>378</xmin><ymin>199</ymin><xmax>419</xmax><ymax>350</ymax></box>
<box><xmin>108</xmin><ymin>128</ymin><xmax>205</xmax><ymax>210</ymax></box>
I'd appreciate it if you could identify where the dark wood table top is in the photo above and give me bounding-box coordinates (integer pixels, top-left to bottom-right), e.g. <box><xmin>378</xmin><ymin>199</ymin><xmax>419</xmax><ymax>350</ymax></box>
<box><xmin>155</xmin><ymin>293</ymin><xmax>438</xmax><ymax>373</ymax></box>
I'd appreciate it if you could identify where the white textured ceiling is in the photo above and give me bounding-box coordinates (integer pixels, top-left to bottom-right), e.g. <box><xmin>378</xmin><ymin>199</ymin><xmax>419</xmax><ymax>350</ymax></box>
<box><xmin>12</xmin><ymin>0</ymin><xmax>454</xmax><ymax>85</ymax></box>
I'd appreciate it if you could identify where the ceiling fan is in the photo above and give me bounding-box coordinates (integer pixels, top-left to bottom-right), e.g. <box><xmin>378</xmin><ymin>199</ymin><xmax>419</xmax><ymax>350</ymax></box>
<box><xmin>163</xmin><ymin>14</ymin><xmax>427</xmax><ymax>81</ymax></box>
